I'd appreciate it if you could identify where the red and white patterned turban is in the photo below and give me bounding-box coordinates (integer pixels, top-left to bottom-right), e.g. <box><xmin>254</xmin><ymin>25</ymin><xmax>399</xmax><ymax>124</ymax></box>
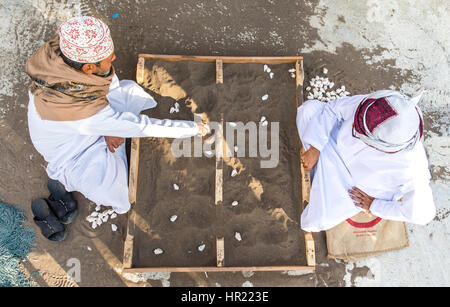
<box><xmin>353</xmin><ymin>90</ymin><xmax>424</xmax><ymax>153</ymax></box>
<box><xmin>59</xmin><ymin>16</ymin><xmax>114</xmax><ymax>63</ymax></box>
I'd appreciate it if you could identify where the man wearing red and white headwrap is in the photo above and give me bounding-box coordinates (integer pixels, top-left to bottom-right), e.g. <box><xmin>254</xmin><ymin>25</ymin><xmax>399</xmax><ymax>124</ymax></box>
<box><xmin>296</xmin><ymin>90</ymin><xmax>436</xmax><ymax>232</ymax></box>
<box><xmin>26</xmin><ymin>16</ymin><xmax>208</xmax><ymax>214</ymax></box>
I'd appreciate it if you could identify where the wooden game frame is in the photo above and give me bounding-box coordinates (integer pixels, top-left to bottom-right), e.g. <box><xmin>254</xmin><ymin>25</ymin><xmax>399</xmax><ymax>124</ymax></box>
<box><xmin>122</xmin><ymin>54</ymin><xmax>315</xmax><ymax>273</ymax></box>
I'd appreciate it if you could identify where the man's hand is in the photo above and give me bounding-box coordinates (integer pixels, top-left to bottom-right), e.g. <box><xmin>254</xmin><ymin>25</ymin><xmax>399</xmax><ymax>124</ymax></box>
<box><xmin>105</xmin><ymin>136</ymin><xmax>124</xmax><ymax>153</ymax></box>
<box><xmin>301</xmin><ymin>146</ymin><xmax>320</xmax><ymax>171</ymax></box>
<box><xmin>349</xmin><ymin>186</ymin><xmax>375</xmax><ymax>213</ymax></box>
<box><xmin>196</xmin><ymin>122</ymin><xmax>210</xmax><ymax>137</ymax></box>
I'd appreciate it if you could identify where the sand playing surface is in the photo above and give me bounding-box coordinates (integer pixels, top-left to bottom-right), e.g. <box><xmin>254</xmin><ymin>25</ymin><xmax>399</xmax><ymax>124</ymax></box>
<box><xmin>133</xmin><ymin>60</ymin><xmax>305</xmax><ymax>268</ymax></box>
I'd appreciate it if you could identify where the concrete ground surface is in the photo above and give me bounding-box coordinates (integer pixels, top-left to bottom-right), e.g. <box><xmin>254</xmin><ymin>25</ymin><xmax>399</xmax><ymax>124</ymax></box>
<box><xmin>0</xmin><ymin>0</ymin><xmax>448</xmax><ymax>287</ymax></box>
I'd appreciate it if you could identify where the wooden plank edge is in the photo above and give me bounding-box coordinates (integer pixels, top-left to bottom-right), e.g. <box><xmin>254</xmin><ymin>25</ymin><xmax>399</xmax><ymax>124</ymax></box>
<box><xmin>216</xmin><ymin>237</ymin><xmax>225</xmax><ymax>267</ymax></box>
<box><xmin>304</xmin><ymin>232</ymin><xmax>316</xmax><ymax>267</ymax></box>
<box><xmin>138</xmin><ymin>54</ymin><xmax>303</xmax><ymax>63</ymax></box>
<box><xmin>122</xmin><ymin>210</ymin><xmax>136</xmax><ymax>269</ymax></box>
<box><xmin>216</xmin><ymin>59</ymin><xmax>223</xmax><ymax>84</ymax></box>
<box><xmin>123</xmin><ymin>265</ymin><xmax>315</xmax><ymax>273</ymax></box>
<box><xmin>136</xmin><ymin>56</ymin><xmax>145</xmax><ymax>85</ymax></box>
<box><xmin>128</xmin><ymin>137</ymin><xmax>140</xmax><ymax>204</ymax></box>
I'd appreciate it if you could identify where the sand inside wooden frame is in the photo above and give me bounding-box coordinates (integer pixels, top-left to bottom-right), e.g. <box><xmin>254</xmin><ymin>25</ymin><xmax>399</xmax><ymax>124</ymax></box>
<box><xmin>132</xmin><ymin>59</ymin><xmax>305</xmax><ymax>268</ymax></box>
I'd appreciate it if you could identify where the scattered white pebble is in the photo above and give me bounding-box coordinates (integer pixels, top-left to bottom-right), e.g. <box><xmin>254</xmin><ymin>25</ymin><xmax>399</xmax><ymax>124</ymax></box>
<box><xmin>306</xmin><ymin>86</ymin><xmax>311</xmax><ymax>91</ymax></box>
<box><xmin>170</xmin><ymin>215</ymin><xmax>178</xmax><ymax>222</ymax></box>
<box><xmin>260</xmin><ymin>116</ymin><xmax>266</xmax><ymax>123</ymax></box>
<box><xmin>288</xmin><ymin>68</ymin><xmax>296</xmax><ymax>73</ymax></box>
<box><xmin>231</xmin><ymin>169</ymin><xmax>238</xmax><ymax>177</ymax></box>
<box><xmin>204</xmin><ymin>150</ymin><xmax>213</xmax><ymax>157</ymax></box>
<box><xmin>90</xmin><ymin>211</ymin><xmax>99</xmax><ymax>217</ymax></box>
<box><xmin>266</xmin><ymin>67</ymin><xmax>271</xmax><ymax>73</ymax></box>
<box><xmin>235</xmin><ymin>232</ymin><xmax>242</xmax><ymax>241</ymax></box>
<box><xmin>110</xmin><ymin>213</ymin><xmax>117</xmax><ymax>219</ymax></box>
<box><xmin>95</xmin><ymin>205</ymin><xmax>101</xmax><ymax>212</ymax></box>
<box><xmin>169</xmin><ymin>107</ymin><xmax>176</xmax><ymax>114</ymax></box>
<box><xmin>154</xmin><ymin>248</ymin><xmax>164</xmax><ymax>255</ymax></box>
<box><xmin>269</xmin><ymin>72</ymin><xmax>274</xmax><ymax>79</ymax></box>
<box><xmin>234</xmin><ymin>146</ymin><xmax>239</xmax><ymax>153</ymax></box>
<box><xmin>232</xmin><ymin>201</ymin><xmax>239</xmax><ymax>207</ymax></box>
<box><xmin>174</xmin><ymin>102</ymin><xmax>180</xmax><ymax>109</ymax></box>
<box><xmin>263</xmin><ymin>64</ymin><xmax>269</xmax><ymax>72</ymax></box>
<box><xmin>111</xmin><ymin>224</ymin><xmax>117</xmax><ymax>232</ymax></box>
<box><xmin>91</xmin><ymin>221</ymin><xmax>97</xmax><ymax>229</ymax></box>
<box><xmin>261</xmin><ymin>121</ymin><xmax>268</xmax><ymax>127</ymax></box>
<box><xmin>173</xmin><ymin>183</ymin><xmax>179</xmax><ymax>190</ymax></box>
<box><xmin>323</xmin><ymin>67</ymin><xmax>328</xmax><ymax>74</ymax></box>
<box><xmin>261</xmin><ymin>94</ymin><xmax>269</xmax><ymax>101</ymax></box>
<box><xmin>87</xmin><ymin>246</ymin><xmax>92</xmax><ymax>251</ymax></box>
<box><xmin>101</xmin><ymin>215</ymin><xmax>109</xmax><ymax>223</ymax></box>
<box><xmin>290</xmin><ymin>73</ymin><xmax>296</xmax><ymax>78</ymax></box>
<box><xmin>198</xmin><ymin>244</ymin><xmax>206</xmax><ymax>252</ymax></box>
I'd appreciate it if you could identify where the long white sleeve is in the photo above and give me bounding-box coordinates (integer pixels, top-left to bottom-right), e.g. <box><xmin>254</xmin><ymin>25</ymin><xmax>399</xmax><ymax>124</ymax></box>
<box><xmin>301</xmin><ymin>95</ymin><xmax>367</xmax><ymax>151</ymax></box>
<box><xmin>61</xmin><ymin>105</ymin><xmax>199</xmax><ymax>139</ymax></box>
<box><xmin>370</xmin><ymin>178</ymin><xmax>436</xmax><ymax>225</ymax></box>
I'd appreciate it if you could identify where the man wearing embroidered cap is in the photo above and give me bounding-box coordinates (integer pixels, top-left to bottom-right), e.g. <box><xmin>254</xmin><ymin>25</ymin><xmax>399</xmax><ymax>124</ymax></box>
<box><xmin>26</xmin><ymin>16</ymin><xmax>209</xmax><ymax>222</ymax></box>
<box><xmin>296</xmin><ymin>90</ymin><xmax>435</xmax><ymax>232</ymax></box>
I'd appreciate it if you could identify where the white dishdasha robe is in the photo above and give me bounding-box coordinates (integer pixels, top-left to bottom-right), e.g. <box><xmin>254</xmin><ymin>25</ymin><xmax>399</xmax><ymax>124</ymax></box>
<box><xmin>296</xmin><ymin>95</ymin><xmax>436</xmax><ymax>232</ymax></box>
<box><xmin>28</xmin><ymin>74</ymin><xmax>198</xmax><ymax>214</ymax></box>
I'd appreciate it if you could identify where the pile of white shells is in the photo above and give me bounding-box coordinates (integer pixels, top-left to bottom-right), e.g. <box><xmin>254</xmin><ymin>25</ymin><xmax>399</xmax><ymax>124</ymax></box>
<box><xmin>86</xmin><ymin>205</ymin><xmax>117</xmax><ymax>230</ymax></box>
<box><xmin>169</xmin><ymin>102</ymin><xmax>180</xmax><ymax>114</ymax></box>
<box><xmin>305</xmin><ymin>68</ymin><xmax>350</xmax><ymax>102</ymax></box>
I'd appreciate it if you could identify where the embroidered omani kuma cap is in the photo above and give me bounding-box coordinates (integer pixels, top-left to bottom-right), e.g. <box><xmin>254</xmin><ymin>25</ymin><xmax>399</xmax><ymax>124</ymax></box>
<box><xmin>353</xmin><ymin>90</ymin><xmax>424</xmax><ymax>153</ymax></box>
<box><xmin>58</xmin><ymin>16</ymin><xmax>114</xmax><ymax>63</ymax></box>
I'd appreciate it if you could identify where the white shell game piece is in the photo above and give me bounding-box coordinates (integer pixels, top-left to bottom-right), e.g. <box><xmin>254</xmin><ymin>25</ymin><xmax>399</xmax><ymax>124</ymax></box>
<box><xmin>288</xmin><ymin>68</ymin><xmax>296</xmax><ymax>73</ymax></box>
<box><xmin>174</xmin><ymin>102</ymin><xmax>180</xmax><ymax>110</ymax></box>
<box><xmin>153</xmin><ymin>248</ymin><xmax>164</xmax><ymax>255</ymax></box>
<box><xmin>91</xmin><ymin>221</ymin><xmax>97</xmax><ymax>229</ymax></box>
<box><xmin>90</xmin><ymin>211</ymin><xmax>99</xmax><ymax>217</ymax></box>
<box><xmin>173</xmin><ymin>183</ymin><xmax>180</xmax><ymax>190</ymax></box>
<box><xmin>263</xmin><ymin>64</ymin><xmax>269</xmax><ymax>72</ymax></box>
<box><xmin>102</xmin><ymin>215</ymin><xmax>109</xmax><ymax>223</ymax></box>
<box><xmin>323</xmin><ymin>67</ymin><xmax>328</xmax><ymax>74</ymax></box>
<box><xmin>198</xmin><ymin>244</ymin><xmax>206</xmax><ymax>252</ymax></box>
<box><xmin>260</xmin><ymin>116</ymin><xmax>266</xmax><ymax>123</ymax></box>
<box><xmin>261</xmin><ymin>94</ymin><xmax>269</xmax><ymax>101</ymax></box>
<box><xmin>111</xmin><ymin>224</ymin><xmax>117</xmax><ymax>232</ymax></box>
<box><xmin>87</xmin><ymin>246</ymin><xmax>92</xmax><ymax>251</ymax></box>
<box><xmin>170</xmin><ymin>215</ymin><xmax>178</xmax><ymax>222</ymax></box>
<box><xmin>290</xmin><ymin>73</ymin><xmax>296</xmax><ymax>78</ymax></box>
<box><xmin>95</xmin><ymin>205</ymin><xmax>101</xmax><ymax>212</ymax></box>
<box><xmin>232</xmin><ymin>201</ymin><xmax>239</xmax><ymax>207</ymax></box>
<box><xmin>231</xmin><ymin>169</ymin><xmax>238</xmax><ymax>177</ymax></box>
<box><xmin>235</xmin><ymin>232</ymin><xmax>242</xmax><ymax>241</ymax></box>
<box><xmin>269</xmin><ymin>72</ymin><xmax>274</xmax><ymax>79</ymax></box>
<box><xmin>169</xmin><ymin>107</ymin><xmax>176</xmax><ymax>114</ymax></box>
<box><xmin>110</xmin><ymin>213</ymin><xmax>117</xmax><ymax>219</ymax></box>
<box><xmin>204</xmin><ymin>150</ymin><xmax>213</xmax><ymax>157</ymax></box>
<box><xmin>234</xmin><ymin>146</ymin><xmax>239</xmax><ymax>153</ymax></box>
<box><xmin>266</xmin><ymin>67</ymin><xmax>271</xmax><ymax>73</ymax></box>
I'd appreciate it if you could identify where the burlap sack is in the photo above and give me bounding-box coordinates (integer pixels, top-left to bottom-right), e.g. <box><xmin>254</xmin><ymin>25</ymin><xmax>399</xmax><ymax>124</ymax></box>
<box><xmin>326</xmin><ymin>212</ymin><xmax>409</xmax><ymax>262</ymax></box>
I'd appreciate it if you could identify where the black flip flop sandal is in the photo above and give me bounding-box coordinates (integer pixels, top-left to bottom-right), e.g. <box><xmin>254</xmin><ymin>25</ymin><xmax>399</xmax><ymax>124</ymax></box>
<box><xmin>31</xmin><ymin>198</ymin><xmax>67</xmax><ymax>242</ymax></box>
<box><xmin>47</xmin><ymin>180</ymin><xmax>78</xmax><ymax>225</ymax></box>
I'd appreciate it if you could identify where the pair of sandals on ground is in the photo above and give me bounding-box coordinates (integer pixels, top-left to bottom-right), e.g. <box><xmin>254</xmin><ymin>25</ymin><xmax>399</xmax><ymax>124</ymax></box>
<box><xmin>31</xmin><ymin>180</ymin><xmax>78</xmax><ymax>241</ymax></box>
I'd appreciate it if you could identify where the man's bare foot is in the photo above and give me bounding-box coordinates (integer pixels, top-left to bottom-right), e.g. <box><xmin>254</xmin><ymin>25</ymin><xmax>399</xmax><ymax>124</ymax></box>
<box><xmin>301</xmin><ymin>146</ymin><xmax>320</xmax><ymax>171</ymax></box>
